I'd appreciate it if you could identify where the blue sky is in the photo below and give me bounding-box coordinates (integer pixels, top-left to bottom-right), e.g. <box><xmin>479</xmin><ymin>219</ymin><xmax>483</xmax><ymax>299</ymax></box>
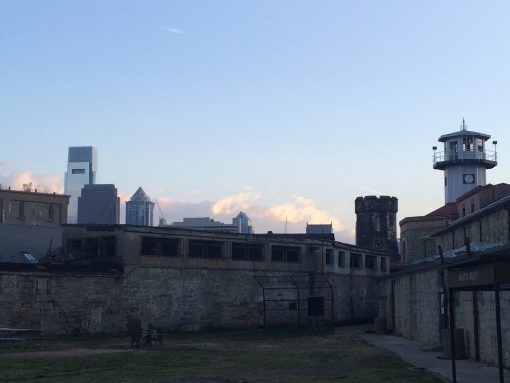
<box><xmin>1</xmin><ymin>1</ymin><xmax>510</xmax><ymax>242</ymax></box>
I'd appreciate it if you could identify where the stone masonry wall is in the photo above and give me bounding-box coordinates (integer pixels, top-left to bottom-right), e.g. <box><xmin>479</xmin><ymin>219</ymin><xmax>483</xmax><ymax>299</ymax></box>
<box><xmin>0</xmin><ymin>267</ymin><xmax>379</xmax><ymax>335</ymax></box>
<box><xmin>379</xmin><ymin>269</ymin><xmax>510</xmax><ymax>367</ymax></box>
<box><xmin>0</xmin><ymin>272</ymin><xmax>124</xmax><ymax>335</ymax></box>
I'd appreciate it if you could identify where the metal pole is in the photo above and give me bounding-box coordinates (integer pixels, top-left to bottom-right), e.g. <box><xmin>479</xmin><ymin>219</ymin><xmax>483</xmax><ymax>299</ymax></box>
<box><xmin>495</xmin><ymin>284</ymin><xmax>504</xmax><ymax>383</ymax></box>
<box><xmin>448</xmin><ymin>288</ymin><xmax>457</xmax><ymax>383</ymax></box>
<box><xmin>472</xmin><ymin>290</ymin><xmax>480</xmax><ymax>361</ymax></box>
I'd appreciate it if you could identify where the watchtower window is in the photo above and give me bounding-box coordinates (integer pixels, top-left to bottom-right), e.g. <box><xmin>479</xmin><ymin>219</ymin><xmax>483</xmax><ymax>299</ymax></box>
<box><xmin>463</xmin><ymin>136</ymin><xmax>474</xmax><ymax>152</ymax></box>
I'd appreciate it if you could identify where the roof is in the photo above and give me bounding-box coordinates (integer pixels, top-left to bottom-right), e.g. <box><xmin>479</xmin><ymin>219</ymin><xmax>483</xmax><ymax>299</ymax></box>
<box><xmin>438</xmin><ymin>130</ymin><xmax>491</xmax><ymax>142</ymax></box>
<box><xmin>426</xmin><ymin>203</ymin><xmax>458</xmax><ymax>217</ymax></box>
<box><xmin>432</xmin><ymin>194</ymin><xmax>510</xmax><ymax>237</ymax></box>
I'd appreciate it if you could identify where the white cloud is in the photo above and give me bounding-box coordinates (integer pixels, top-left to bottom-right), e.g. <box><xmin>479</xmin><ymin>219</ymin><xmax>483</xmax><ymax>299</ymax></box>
<box><xmin>164</xmin><ymin>27</ymin><xmax>184</xmax><ymax>34</ymax></box>
<box><xmin>0</xmin><ymin>165</ymin><xmax>63</xmax><ymax>194</ymax></box>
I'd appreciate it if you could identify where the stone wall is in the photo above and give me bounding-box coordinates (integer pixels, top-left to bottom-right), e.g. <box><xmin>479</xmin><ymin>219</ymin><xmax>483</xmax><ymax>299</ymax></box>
<box><xmin>0</xmin><ymin>267</ymin><xmax>379</xmax><ymax>335</ymax></box>
<box><xmin>0</xmin><ymin>271</ymin><xmax>124</xmax><ymax>335</ymax></box>
<box><xmin>379</xmin><ymin>267</ymin><xmax>510</xmax><ymax>367</ymax></box>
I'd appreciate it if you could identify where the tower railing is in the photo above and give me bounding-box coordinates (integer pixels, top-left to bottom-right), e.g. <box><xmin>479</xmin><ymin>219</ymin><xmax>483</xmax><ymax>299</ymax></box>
<box><xmin>433</xmin><ymin>149</ymin><xmax>497</xmax><ymax>166</ymax></box>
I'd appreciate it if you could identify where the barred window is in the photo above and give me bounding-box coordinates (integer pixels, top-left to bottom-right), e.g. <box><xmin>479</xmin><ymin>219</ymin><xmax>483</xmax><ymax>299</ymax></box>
<box><xmin>232</xmin><ymin>243</ymin><xmax>264</xmax><ymax>261</ymax></box>
<box><xmin>141</xmin><ymin>237</ymin><xmax>179</xmax><ymax>257</ymax></box>
<box><xmin>188</xmin><ymin>240</ymin><xmax>223</xmax><ymax>259</ymax></box>
<box><xmin>350</xmin><ymin>252</ymin><xmax>362</xmax><ymax>268</ymax></box>
<box><xmin>271</xmin><ymin>246</ymin><xmax>300</xmax><ymax>263</ymax></box>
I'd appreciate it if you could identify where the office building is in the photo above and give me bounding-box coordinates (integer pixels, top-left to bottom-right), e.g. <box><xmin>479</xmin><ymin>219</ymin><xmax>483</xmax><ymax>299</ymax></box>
<box><xmin>232</xmin><ymin>211</ymin><xmax>253</xmax><ymax>234</ymax></box>
<box><xmin>125</xmin><ymin>187</ymin><xmax>154</xmax><ymax>226</ymax></box>
<box><xmin>77</xmin><ymin>184</ymin><xmax>119</xmax><ymax>225</ymax></box>
<box><xmin>65</xmin><ymin>146</ymin><xmax>97</xmax><ymax>223</ymax></box>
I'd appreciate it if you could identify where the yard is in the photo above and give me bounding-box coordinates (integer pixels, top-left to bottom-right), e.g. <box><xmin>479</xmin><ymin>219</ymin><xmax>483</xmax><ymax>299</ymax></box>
<box><xmin>0</xmin><ymin>328</ymin><xmax>443</xmax><ymax>383</ymax></box>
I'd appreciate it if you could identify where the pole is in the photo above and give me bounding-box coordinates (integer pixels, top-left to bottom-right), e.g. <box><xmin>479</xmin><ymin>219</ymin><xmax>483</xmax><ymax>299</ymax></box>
<box><xmin>448</xmin><ymin>289</ymin><xmax>457</xmax><ymax>383</ymax></box>
<box><xmin>495</xmin><ymin>284</ymin><xmax>504</xmax><ymax>383</ymax></box>
<box><xmin>472</xmin><ymin>290</ymin><xmax>480</xmax><ymax>361</ymax></box>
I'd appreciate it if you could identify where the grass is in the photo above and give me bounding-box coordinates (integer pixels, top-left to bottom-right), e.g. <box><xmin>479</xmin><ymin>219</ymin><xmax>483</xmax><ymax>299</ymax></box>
<box><xmin>0</xmin><ymin>328</ymin><xmax>444</xmax><ymax>383</ymax></box>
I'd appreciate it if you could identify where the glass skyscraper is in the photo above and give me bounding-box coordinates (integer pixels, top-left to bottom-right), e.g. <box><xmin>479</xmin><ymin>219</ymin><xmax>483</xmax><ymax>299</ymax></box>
<box><xmin>64</xmin><ymin>146</ymin><xmax>97</xmax><ymax>224</ymax></box>
<box><xmin>125</xmin><ymin>187</ymin><xmax>154</xmax><ymax>226</ymax></box>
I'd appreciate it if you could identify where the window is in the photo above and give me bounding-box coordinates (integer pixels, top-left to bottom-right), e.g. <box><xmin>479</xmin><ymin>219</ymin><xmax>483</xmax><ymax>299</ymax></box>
<box><xmin>18</xmin><ymin>200</ymin><xmax>24</xmax><ymax>218</ymax></box>
<box><xmin>375</xmin><ymin>216</ymin><xmax>381</xmax><ymax>232</ymax></box>
<box><xmin>232</xmin><ymin>243</ymin><xmax>264</xmax><ymax>261</ymax></box>
<box><xmin>338</xmin><ymin>251</ymin><xmax>345</xmax><ymax>268</ymax></box>
<box><xmin>188</xmin><ymin>240</ymin><xmax>223</xmax><ymax>259</ymax></box>
<box><xmin>48</xmin><ymin>204</ymin><xmax>54</xmax><ymax>220</ymax></box>
<box><xmin>381</xmin><ymin>257</ymin><xmax>387</xmax><ymax>272</ymax></box>
<box><xmin>350</xmin><ymin>252</ymin><xmax>362</xmax><ymax>268</ymax></box>
<box><xmin>0</xmin><ymin>199</ymin><xmax>3</xmax><ymax>223</ymax></box>
<box><xmin>366</xmin><ymin>255</ymin><xmax>376</xmax><ymax>271</ymax></box>
<box><xmin>72</xmin><ymin>169</ymin><xmax>85</xmax><ymax>174</ymax></box>
<box><xmin>67</xmin><ymin>236</ymin><xmax>116</xmax><ymax>257</ymax></box>
<box><xmin>471</xmin><ymin>199</ymin><xmax>475</xmax><ymax>214</ymax></box>
<box><xmin>325</xmin><ymin>249</ymin><xmax>333</xmax><ymax>265</ymax></box>
<box><xmin>141</xmin><ymin>237</ymin><xmax>179</xmax><ymax>257</ymax></box>
<box><xmin>271</xmin><ymin>246</ymin><xmax>300</xmax><ymax>263</ymax></box>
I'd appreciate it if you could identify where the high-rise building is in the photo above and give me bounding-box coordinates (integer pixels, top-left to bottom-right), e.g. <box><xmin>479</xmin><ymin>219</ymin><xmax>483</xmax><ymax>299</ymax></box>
<box><xmin>77</xmin><ymin>184</ymin><xmax>119</xmax><ymax>225</ymax></box>
<box><xmin>65</xmin><ymin>146</ymin><xmax>97</xmax><ymax>223</ymax></box>
<box><xmin>232</xmin><ymin>211</ymin><xmax>253</xmax><ymax>234</ymax></box>
<box><xmin>125</xmin><ymin>187</ymin><xmax>154</xmax><ymax>226</ymax></box>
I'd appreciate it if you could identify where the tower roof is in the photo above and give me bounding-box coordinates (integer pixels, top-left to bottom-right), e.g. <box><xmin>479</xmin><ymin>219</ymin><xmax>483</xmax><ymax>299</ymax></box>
<box><xmin>438</xmin><ymin>130</ymin><xmax>491</xmax><ymax>143</ymax></box>
<box><xmin>131</xmin><ymin>187</ymin><xmax>151</xmax><ymax>202</ymax></box>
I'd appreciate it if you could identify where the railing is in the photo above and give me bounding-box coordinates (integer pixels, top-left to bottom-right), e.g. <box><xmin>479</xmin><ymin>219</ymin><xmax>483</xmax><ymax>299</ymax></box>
<box><xmin>433</xmin><ymin>150</ymin><xmax>497</xmax><ymax>166</ymax></box>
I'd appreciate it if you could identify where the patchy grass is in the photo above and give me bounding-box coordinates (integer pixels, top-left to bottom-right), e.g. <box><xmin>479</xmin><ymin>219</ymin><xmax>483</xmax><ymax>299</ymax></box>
<box><xmin>0</xmin><ymin>328</ymin><xmax>443</xmax><ymax>383</ymax></box>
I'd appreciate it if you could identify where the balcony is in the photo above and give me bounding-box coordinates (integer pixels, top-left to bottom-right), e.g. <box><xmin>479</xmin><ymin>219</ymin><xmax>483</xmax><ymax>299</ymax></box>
<box><xmin>433</xmin><ymin>150</ymin><xmax>497</xmax><ymax>170</ymax></box>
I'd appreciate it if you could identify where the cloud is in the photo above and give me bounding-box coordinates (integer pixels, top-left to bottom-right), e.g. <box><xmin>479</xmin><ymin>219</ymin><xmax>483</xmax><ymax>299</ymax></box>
<box><xmin>0</xmin><ymin>165</ymin><xmax>63</xmax><ymax>194</ymax></box>
<box><xmin>164</xmin><ymin>27</ymin><xmax>184</xmax><ymax>34</ymax></box>
<box><xmin>212</xmin><ymin>186</ymin><xmax>260</xmax><ymax>216</ymax></box>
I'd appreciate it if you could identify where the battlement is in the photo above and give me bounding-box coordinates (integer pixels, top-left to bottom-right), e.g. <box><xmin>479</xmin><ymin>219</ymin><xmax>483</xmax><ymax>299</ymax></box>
<box><xmin>355</xmin><ymin>196</ymin><xmax>398</xmax><ymax>214</ymax></box>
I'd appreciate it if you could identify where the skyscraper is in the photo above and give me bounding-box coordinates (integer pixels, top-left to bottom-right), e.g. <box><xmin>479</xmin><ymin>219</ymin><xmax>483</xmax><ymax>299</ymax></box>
<box><xmin>232</xmin><ymin>211</ymin><xmax>253</xmax><ymax>234</ymax></box>
<box><xmin>125</xmin><ymin>187</ymin><xmax>154</xmax><ymax>226</ymax></box>
<box><xmin>65</xmin><ymin>146</ymin><xmax>97</xmax><ymax>223</ymax></box>
<box><xmin>77</xmin><ymin>184</ymin><xmax>119</xmax><ymax>224</ymax></box>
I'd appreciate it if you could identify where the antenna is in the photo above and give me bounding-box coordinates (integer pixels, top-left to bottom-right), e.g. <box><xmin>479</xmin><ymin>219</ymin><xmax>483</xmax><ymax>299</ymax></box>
<box><xmin>461</xmin><ymin>118</ymin><xmax>467</xmax><ymax>131</ymax></box>
<box><xmin>284</xmin><ymin>216</ymin><xmax>287</xmax><ymax>234</ymax></box>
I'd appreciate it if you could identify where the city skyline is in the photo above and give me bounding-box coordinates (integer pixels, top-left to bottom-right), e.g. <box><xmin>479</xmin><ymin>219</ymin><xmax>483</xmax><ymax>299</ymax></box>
<box><xmin>2</xmin><ymin>1</ymin><xmax>510</xmax><ymax>242</ymax></box>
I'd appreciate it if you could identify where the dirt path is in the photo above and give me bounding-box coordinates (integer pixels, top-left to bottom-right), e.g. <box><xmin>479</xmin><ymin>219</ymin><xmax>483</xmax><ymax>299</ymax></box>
<box><xmin>1</xmin><ymin>348</ymin><xmax>136</xmax><ymax>359</ymax></box>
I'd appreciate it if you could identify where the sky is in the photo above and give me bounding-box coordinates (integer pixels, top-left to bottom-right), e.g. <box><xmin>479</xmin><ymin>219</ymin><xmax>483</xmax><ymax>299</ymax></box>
<box><xmin>1</xmin><ymin>1</ymin><xmax>510</xmax><ymax>242</ymax></box>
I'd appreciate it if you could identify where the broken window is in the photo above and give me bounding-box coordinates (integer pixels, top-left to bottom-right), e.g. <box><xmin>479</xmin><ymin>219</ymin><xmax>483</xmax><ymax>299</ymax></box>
<box><xmin>232</xmin><ymin>243</ymin><xmax>264</xmax><ymax>261</ymax></box>
<box><xmin>271</xmin><ymin>246</ymin><xmax>300</xmax><ymax>263</ymax></box>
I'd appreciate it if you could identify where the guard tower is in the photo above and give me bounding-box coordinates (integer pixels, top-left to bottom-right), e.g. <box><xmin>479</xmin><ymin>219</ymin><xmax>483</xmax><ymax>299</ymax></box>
<box><xmin>433</xmin><ymin>120</ymin><xmax>497</xmax><ymax>203</ymax></box>
<box><xmin>355</xmin><ymin>196</ymin><xmax>398</xmax><ymax>255</ymax></box>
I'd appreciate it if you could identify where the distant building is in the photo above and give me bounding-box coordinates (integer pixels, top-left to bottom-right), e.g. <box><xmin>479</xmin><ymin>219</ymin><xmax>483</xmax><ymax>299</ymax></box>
<box><xmin>0</xmin><ymin>187</ymin><xmax>69</xmax><ymax>226</ymax></box>
<box><xmin>77</xmin><ymin>184</ymin><xmax>119</xmax><ymax>225</ymax></box>
<box><xmin>167</xmin><ymin>217</ymin><xmax>238</xmax><ymax>233</ymax></box>
<box><xmin>233</xmin><ymin>212</ymin><xmax>253</xmax><ymax>234</ymax></box>
<box><xmin>65</xmin><ymin>146</ymin><xmax>97</xmax><ymax>223</ymax></box>
<box><xmin>125</xmin><ymin>187</ymin><xmax>154</xmax><ymax>226</ymax></box>
<box><xmin>0</xmin><ymin>187</ymin><xmax>69</xmax><ymax>261</ymax></box>
<box><xmin>306</xmin><ymin>223</ymin><xmax>333</xmax><ymax>235</ymax></box>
